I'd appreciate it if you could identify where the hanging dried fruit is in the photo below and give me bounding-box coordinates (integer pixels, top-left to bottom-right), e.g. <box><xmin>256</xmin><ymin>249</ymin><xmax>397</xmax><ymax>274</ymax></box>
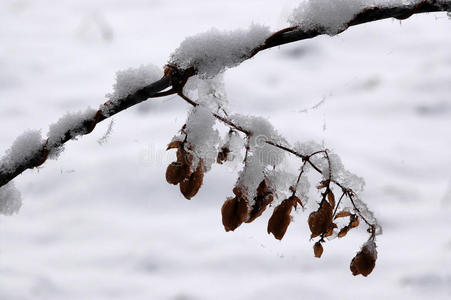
<box><xmin>221</xmin><ymin>195</ymin><xmax>249</xmax><ymax>232</ymax></box>
<box><xmin>165</xmin><ymin>162</ymin><xmax>189</xmax><ymax>185</ymax></box>
<box><xmin>180</xmin><ymin>160</ymin><xmax>204</xmax><ymax>200</ymax></box>
<box><xmin>313</xmin><ymin>242</ymin><xmax>324</xmax><ymax>258</ymax></box>
<box><xmin>267</xmin><ymin>197</ymin><xmax>296</xmax><ymax>240</ymax></box>
<box><xmin>350</xmin><ymin>241</ymin><xmax>377</xmax><ymax>277</ymax></box>
<box><xmin>308</xmin><ymin>201</ymin><xmax>334</xmax><ymax>238</ymax></box>
<box><xmin>247</xmin><ymin>179</ymin><xmax>274</xmax><ymax>223</ymax></box>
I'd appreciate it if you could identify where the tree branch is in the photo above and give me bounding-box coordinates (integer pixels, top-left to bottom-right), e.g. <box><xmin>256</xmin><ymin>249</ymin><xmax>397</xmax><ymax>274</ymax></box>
<box><xmin>0</xmin><ymin>0</ymin><xmax>449</xmax><ymax>188</ymax></box>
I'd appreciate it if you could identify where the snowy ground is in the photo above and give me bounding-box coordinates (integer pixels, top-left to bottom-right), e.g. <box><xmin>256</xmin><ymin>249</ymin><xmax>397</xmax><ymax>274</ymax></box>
<box><xmin>0</xmin><ymin>0</ymin><xmax>450</xmax><ymax>299</ymax></box>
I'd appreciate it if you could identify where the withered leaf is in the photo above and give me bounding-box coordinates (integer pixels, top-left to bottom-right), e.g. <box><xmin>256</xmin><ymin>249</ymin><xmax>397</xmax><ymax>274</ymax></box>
<box><xmin>247</xmin><ymin>180</ymin><xmax>274</xmax><ymax>223</ymax></box>
<box><xmin>267</xmin><ymin>199</ymin><xmax>294</xmax><ymax>240</ymax></box>
<box><xmin>350</xmin><ymin>245</ymin><xmax>377</xmax><ymax>277</ymax></box>
<box><xmin>334</xmin><ymin>211</ymin><xmax>352</xmax><ymax>219</ymax></box>
<box><xmin>308</xmin><ymin>201</ymin><xmax>334</xmax><ymax>238</ymax></box>
<box><xmin>338</xmin><ymin>226</ymin><xmax>350</xmax><ymax>238</ymax></box>
<box><xmin>313</xmin><ymin>242</ymin><xmax>324</xmax><ymax>258</ymax></box>
<box><xmin>221</xmin><ymin>196</ymin><xmax>249</xmax><ymax>232</ymax></box>
<box><xmin>317</xmin><ymin>184</ymin><xmax>327</xmax><ymax>190</ymax></box>
<box><xmin>165</xmin><ymin>162</ymin><xmax>189</xmax><ymax>185</ymax></box>
<box><xmin>179</xmin><ymin>162</ymin><xmax>204</xmax><ymax>200</ymax></box>
<box><xmin>327</xmin><ymin>191</ymin><xmax>335</xmax><ymax>208</ymax></box>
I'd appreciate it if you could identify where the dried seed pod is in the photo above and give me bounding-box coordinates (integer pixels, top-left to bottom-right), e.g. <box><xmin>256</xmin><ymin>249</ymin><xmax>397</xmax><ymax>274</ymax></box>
<box><xmin>247</xmin><ymin>180</ymin><xmax>274</xmax><ymax>223</ymax></box>
<box><xmin>350</xmin><ymin>241</ymin><xmax>378</xmax><ymax>277</ymax></box>
<box><xmin>165</xmin><ymin>162</ymin><xmax>189</xmax><ymax>185</ymax></box>
<box><xmin>327</xmin><ymin>190</ymin><xmax>335</xmax><ymax>208</ymax></box>
<box><xmin>179</xmin><ymin>161</ymin><xmax>204</xmax><ymax>200</ymax></box>
<box><xmin>176</xmin><ymin>147</ymin><xmax>194</xmax><ymax>168</ymax></box>
<box><xmin>216</xmin><ymin>146</ymin><xmax>231</xmax><ymax>164</ymax></box>
<box><xmin>338</xmin><ymin>226</ymin><xmax>350</xmax><ymax>238</ymax></box>
<box><xmin>308</xmin><ymin>201</ymin><xmax>334</xmax><ymax>238</ymax></box>
<box><xmin>335</xmin><ymin>211</ymin><xmax>352</xmax><ymax>219</ymax></box>
<box><xmin>313</xmin><ymin>242</ymin><xmax>324</xmax><ymax>258</ymax></box>
<box><xmin>221</xmin><ymin>196</ymin><xmax>249</xmax><ymax>232</ymax></box>
<box><xmin>267</xmin><ymin>198</ymin><xmax>295</xmax><ymax>240</ymax></box>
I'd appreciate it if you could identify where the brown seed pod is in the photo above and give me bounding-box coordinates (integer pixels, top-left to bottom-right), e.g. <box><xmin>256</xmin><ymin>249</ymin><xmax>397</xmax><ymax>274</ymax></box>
<box><xmin>179</xmin><ymin>161</ymin><xmax>204</xmax><ymax>200</ymax></box>
<box><xmin>350</xmin><ymin>241</ymin><xmax>377</xmax><ymax>277</ymax></box>
<box><xmin>338</xmin><ymin>226</ymin><xmax>350</xmax><ymax>238</ymax></box>
<box><xmin>308</xmin><ymin>201</ymin><xmax>334</xmax><ymax>238</ymax></box>
<box><xmin>221</xmin><ymin>196</ymin><xmax>249</xmax><ymax>232</ymax></box>
<box><xmin>267</xmin><ymin>198</ymin><xmax>295</xmax><ymax>240</ymax></box>
<box><xmin>327</xmin><ymin>190</ymin><xmax>335</xmax><ymax>208</ymax></box>
<box><xmin>246</xmin><ymin>180</ymin><xmax>274</xmax><ymax>223</ymax></box>
<box><xmin>313</xmin><ymin>242</ymin><xmax>324</xmax><ymax>258</ymax></box>
<box><xmin>334</xmin><ymin>211</ymin><xmax>352</xmax><ymax>219</ymax></box>
<box><xmin>216</xmin><ymin>146</ymin><xmax>231</xmax><ymax>164</ymax></box>
<box><xmin>165</xmin><ymin>162</ymin><xmax>190</xmax><ymax>185</ymax></box>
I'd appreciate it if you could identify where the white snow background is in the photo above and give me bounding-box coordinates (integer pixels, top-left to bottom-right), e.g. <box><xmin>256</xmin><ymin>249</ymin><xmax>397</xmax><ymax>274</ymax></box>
<box><xmin>0</xmin><ymin>0</ymin><xmax>451</xmax><ymax>299</ymax></box>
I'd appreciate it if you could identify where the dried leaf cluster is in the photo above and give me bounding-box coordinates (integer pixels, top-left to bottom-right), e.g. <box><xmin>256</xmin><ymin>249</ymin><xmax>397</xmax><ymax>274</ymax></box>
<box><xmin>164</xmin><ymin>86</ymin><xmax>379</xmax><ymax>276</ymax></box>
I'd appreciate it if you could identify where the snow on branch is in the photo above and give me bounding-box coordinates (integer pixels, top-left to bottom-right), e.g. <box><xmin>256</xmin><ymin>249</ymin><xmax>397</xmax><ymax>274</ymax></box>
<box><xmin>0</xmin><ymin>0</ymin><xmax>449</xmax><ymax>275</ymax></box>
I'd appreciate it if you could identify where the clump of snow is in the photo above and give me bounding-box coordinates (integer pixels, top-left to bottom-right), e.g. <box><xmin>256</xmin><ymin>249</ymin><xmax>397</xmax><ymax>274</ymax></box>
<box><xmin>231</xmin><ymin>114</ymin><xmax>286</xmax><ymax>167</ymax></box>
<box><xmin>322</xmin><ymin>152</ymin><xmax>365</xmax><ymax>194</ymax></box>
<box><xmin>0</xmin><ymin>130</ymin><xmax>45</xmax><ymax>173</ymax></box>
<box><xmin>183</xmin><ymin>74</ymin><xmax>229</xmax><ymax>111</ymax></box>
<box><xmin>362</xmin><ymin>240</ymin><xmax>378</xmax><ymax>258</ymax></box>
<box><xmin>227</xmin><ymin>132</ymin><xmax>245</xmax><ymax>163</ymax></box>
<box><xmin>352</xmin><ymin>194</ymin><xmax>380</xmax><ymax>229</ymax></box>
<box><xmin>185</xmin><ymin>106</ymin><xmax>220</xmax><ymax>172</ymax></box>
<box><xmin>294</xmin><ymin>140</ymin><xmax>324</xmax><ymax>156</ymax></box>
<box><xmin>266</xmin><ymin>169</ymin><xmax>306</xmax><ymax>203</ymax></box>
<box><xmin>288</xmin><ymin>0</ymin><xmax>422</xmax><ymax>35</ymax></box>
<box><xmin>169</xmin><ymin>24</ymin><xmax>271</xmax><ymax>78</ymax></box>
<box><xmin>219</xmin><ymin>130</ymin><xmax>244</xmax><ymax>168</ymax></box>
<box><xmin>230</xmin><ymin>114</ymin><xmax>287</xmax><ymax>201</ymax></box>
<box><xmin>47</xmin><ymin>108</ymin><xmax>97</xmax><ymax>158</ymax></box>
<box><xmin>106</xmin><ymin>64</ymin><xmax>162</xmax><ymax>101</ymax></box>
<box><xmin>0</xmin><ymin>182</ymin><xmax>21</xmax><ymax>215</ymax></box>
<box><xmin>237</xmin><ymin>163</ymin><xmax>266</xmax><ymax>203</ymax></box>
<box><xmin>197</xmin><ymin>74</ymin><xmax>228</xmax><ymax>111</ymax></box>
